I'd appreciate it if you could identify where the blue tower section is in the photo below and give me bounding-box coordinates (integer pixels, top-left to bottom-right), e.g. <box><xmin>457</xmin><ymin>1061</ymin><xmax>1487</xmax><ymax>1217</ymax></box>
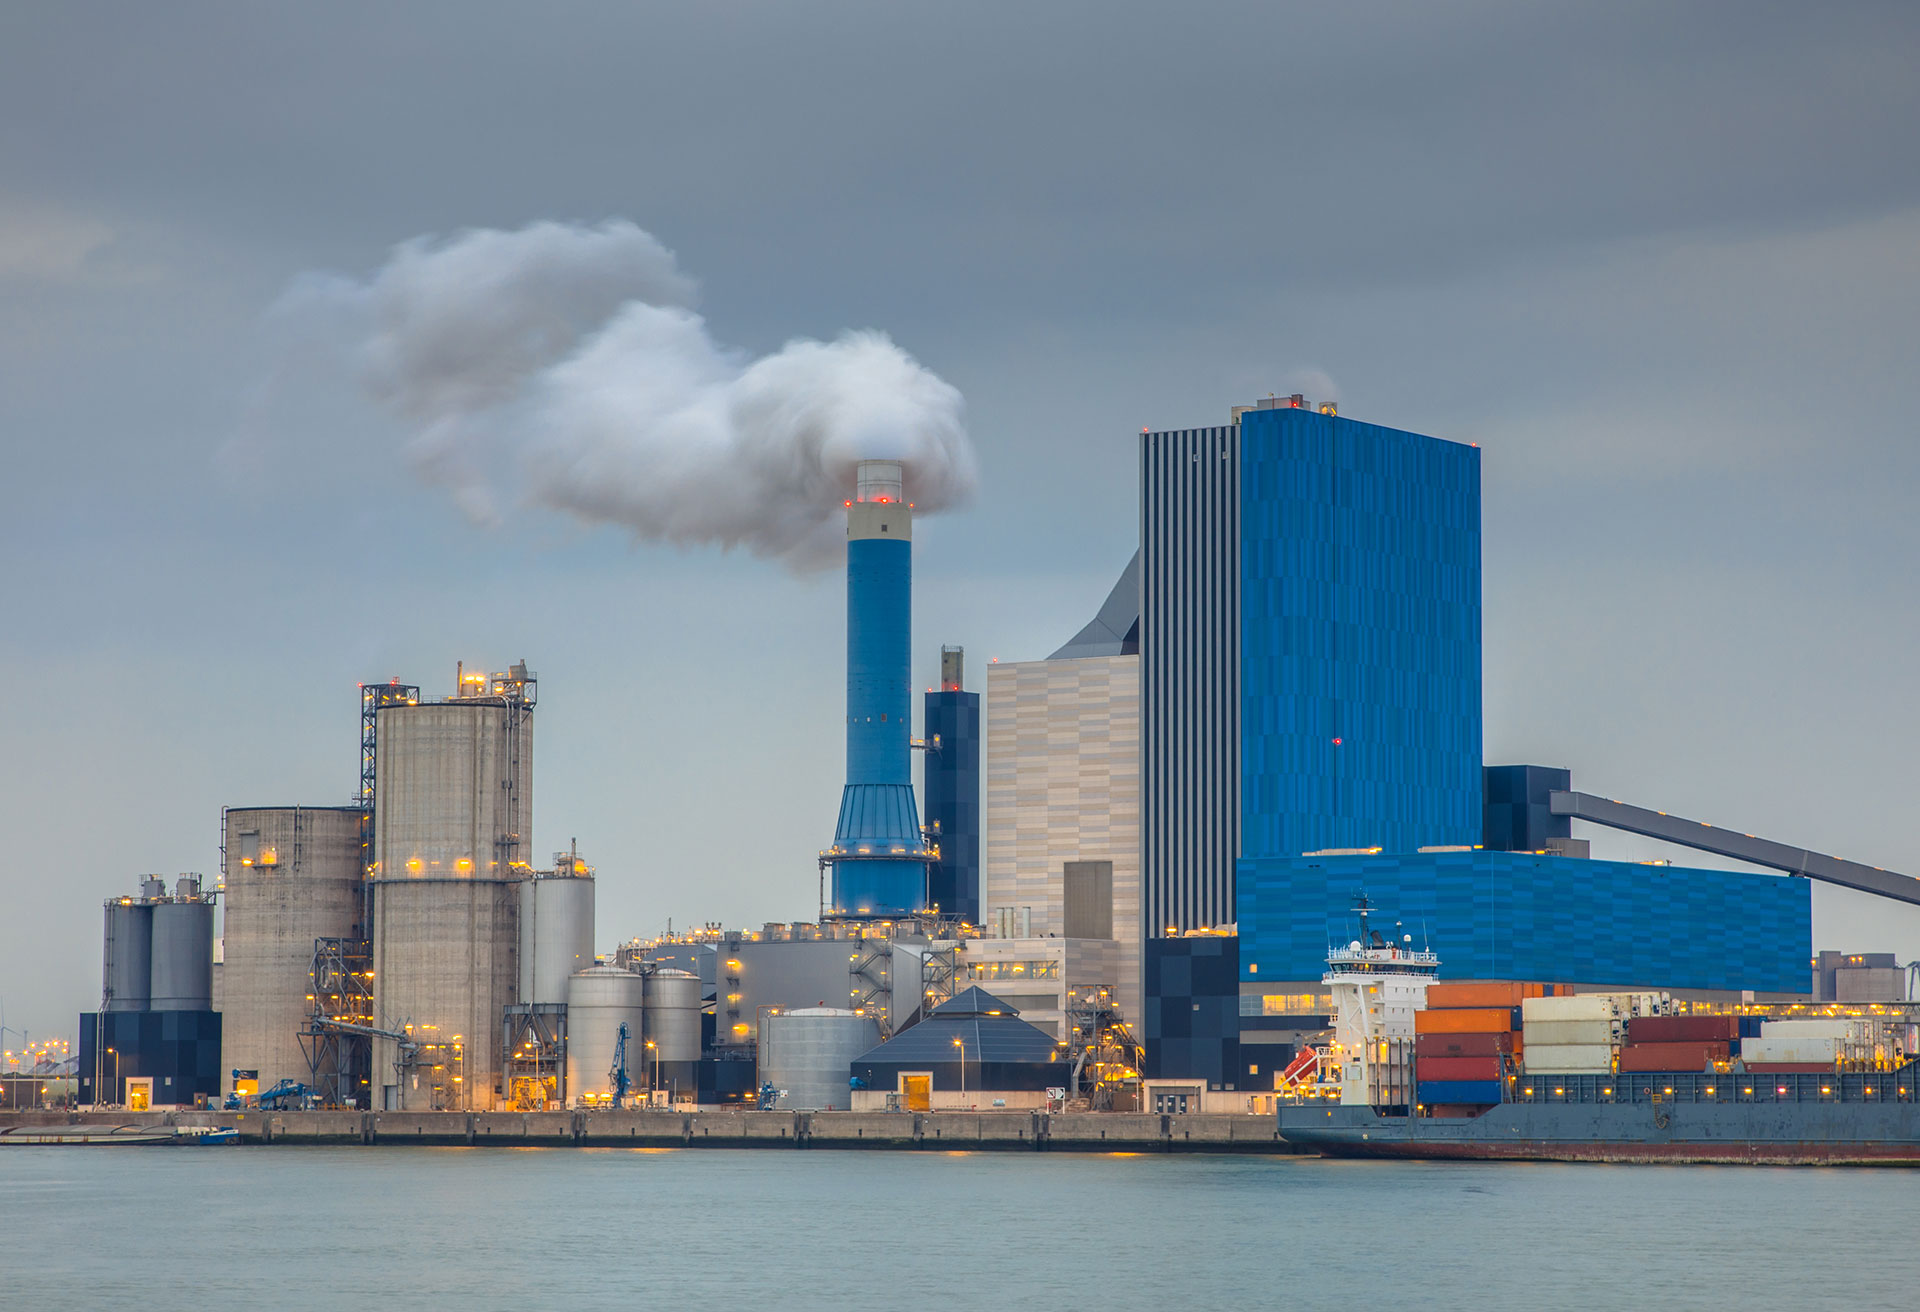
<box><xmin>828</xmin><ymin>461</ymin><xmax>933</xmax><ymax>918</ymax></box>
<box><xmin>1239</xmin><ymin>405</ymin><xmax>1483</xmax><ymax>859</ymax></box>
<box><xmin>923</xmin><ymin>646</ymin><xmax>981</xmax><ymax>924</ymax></box>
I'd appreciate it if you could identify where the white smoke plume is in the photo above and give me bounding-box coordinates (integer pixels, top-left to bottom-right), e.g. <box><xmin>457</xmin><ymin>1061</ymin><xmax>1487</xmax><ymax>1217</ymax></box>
<box><xmin>282</xmin><ymin>220</ymin><xmax>975</xmax><ymax>566</ymax></box>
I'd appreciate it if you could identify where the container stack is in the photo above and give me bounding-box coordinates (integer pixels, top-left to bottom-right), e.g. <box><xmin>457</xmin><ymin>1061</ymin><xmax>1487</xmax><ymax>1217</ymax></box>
<box><xmin>1521</xmin><ymin>995</ymin><xmax>1617</xmax><ymax>1074</ymax></box>
<box><xmin>1742</xmin><ymin>1019</ymin><xmax>1860</xmax><ymax>1073</ymax></box>
<box><xmin>1617</xmin><ymin>1013</ymin><xmax>1735</xmax><ymax>1073</ymax></box>
<box><xmin>1415</xmin><ymin>982</ymin><xmax>1551</xmax><ymax>1109</ymax></box>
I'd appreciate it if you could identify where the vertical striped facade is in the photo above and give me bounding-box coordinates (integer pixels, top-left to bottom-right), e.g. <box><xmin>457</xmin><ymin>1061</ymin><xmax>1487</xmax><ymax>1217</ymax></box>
<box><xmin>1140</xmin><ymin>425</ymin><xmax>1241</xmax><ymax>935</ymax></box>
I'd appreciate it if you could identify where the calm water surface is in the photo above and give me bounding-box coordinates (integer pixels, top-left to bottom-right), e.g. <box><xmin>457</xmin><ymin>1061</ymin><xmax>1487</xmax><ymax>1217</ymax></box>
<box><xmin>2</xmin><ymin>1147</ymin><xmax>1912</xmax><ymax>1309</ymax></box>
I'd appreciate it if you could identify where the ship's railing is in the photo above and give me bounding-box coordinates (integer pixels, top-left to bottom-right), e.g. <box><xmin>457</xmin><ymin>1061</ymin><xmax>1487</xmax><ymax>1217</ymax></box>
<box><xmin>1507</xmin><ymin>1067</ymin><xmax>1916</xmax><ymax>1106</ymax></box>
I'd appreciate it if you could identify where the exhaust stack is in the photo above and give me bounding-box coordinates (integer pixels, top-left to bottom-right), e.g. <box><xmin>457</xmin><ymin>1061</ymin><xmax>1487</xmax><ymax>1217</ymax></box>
<box><xmin>824</xmin><ymin>460</ymin><xmax>932</xmax><ymax>918</ymax></box>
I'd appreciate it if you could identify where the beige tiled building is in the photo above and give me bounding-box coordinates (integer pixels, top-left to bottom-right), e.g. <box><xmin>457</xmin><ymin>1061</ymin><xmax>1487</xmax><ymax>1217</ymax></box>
<box><xmin>984</xmin><ymin>652</ymin><xmax>1142</xmax><ymax>1024</ymax></box>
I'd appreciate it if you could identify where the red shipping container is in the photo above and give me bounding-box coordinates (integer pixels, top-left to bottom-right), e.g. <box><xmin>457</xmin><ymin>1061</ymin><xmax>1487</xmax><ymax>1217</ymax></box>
<box><xmin>1417</xmin><ymin>1055</ymin><xmax>1504</xmax><ymax>1081</ymax></box>
<box><xmin>1618</xmin><ymin>1041</ymin><xmax>1729</xmax><ymax>1072</ymax></box>
<box><xmin>1415</xmin><ymin>1032</ymin><xmax>1515</xmax><ymax>1058</ymax></box>
<box><xmin>1744</xmin><ymin>1063</ymin><xmax>1834</xmax><ymax>1074</ymax></box>
<box><xmin>1627</xmin><ymin>1015</ymin><xmax>1736</xmax><ymax>1044</ymax></box>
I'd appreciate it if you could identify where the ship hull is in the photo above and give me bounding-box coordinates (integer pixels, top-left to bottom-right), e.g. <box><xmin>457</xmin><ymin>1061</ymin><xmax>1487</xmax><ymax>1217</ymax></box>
<box><xmin>1280</xmin><ymin>1102</ymin><xmax>1920</xmax><ymax>1165</ymax></box>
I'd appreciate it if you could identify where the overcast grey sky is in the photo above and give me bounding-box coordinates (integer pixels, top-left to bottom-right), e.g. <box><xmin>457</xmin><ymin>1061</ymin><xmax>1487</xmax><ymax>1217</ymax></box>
<box><xmin>5</xmin><ymin>3</ymin><xmax>1918</xmax><ymax>1040</ymax></box>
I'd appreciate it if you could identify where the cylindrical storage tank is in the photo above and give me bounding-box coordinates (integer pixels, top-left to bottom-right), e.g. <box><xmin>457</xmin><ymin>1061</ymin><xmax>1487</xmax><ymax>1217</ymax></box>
<box><xmin>102</xmin><ymin>901</ymin><xmax>153</xmax><ymax>1012</ymax></box>
<box><xmin>566</xmin><ymin>965</ymin><xmax>644</xmax><ymax>1106</ymax></box>
<box><xmin>371</xmin><ymin>877</ymin><xmax>520</xmax><ymax>1111</ymax></box>
<box><xmin>220</xmin><ymin>806</ymin><xmax>365</xmax><ymax>1097</ymax></box>
<box><xmin>150</xmin><ymin>898</ymin><xmax>214</xmax><ymax>1011</ymax></box>
<box><xmin>759</xmin><ymin>1007</ymin><xmax>880</xmax><ymax>1110</ymax></box>
<box><xmin>644</xmin><ymin>968</ymin><xmax>702</xmax><ymax>1065</ymax></box>
<box><xmin>643</xmin><ymin>967</ymin><xmax>702</xmax><ymax>1100</ymax></box>
<box><xmin>519</xmin><ymin>873</ymin><xmax>595</xmax><ymax>1006</ymax></box>
<box><xmin>374</xmin><ymin>700</ymin><xmax>533</xmax><ymax>880</ymax></box>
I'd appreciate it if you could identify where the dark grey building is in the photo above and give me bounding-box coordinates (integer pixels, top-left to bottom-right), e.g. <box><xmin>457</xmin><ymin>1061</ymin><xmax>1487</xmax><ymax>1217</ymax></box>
<box><xmin>1144</xmin><ymin>934</ymin><xmax>1323</xmax><ymax>1093</ymax></box>
<box><xmin>1482</xmin><ymin>765</ymin><xmax>1573</xmax><ymax>853</ymax></box>
<box><xmin>850</xmin><ymin>987</ymin><xmax>1064</xmax><ymax>1095</ymax></box>
<box><xmin>1140</xmin><ymin>424</ymin><xmax>1241</xmax><ymax>936</ymax></box>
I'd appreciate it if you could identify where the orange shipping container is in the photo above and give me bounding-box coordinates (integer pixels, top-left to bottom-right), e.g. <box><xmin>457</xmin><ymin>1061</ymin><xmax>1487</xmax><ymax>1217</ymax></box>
<box><xmin>1426</xmin><ymin>981</ymin><xmax>1545</xmax><ymax>1009</ymax></box>
<box><xmin>1414</xmin><ymin>1007</ymin><xmax>1518</xmax><ymax>1034</ymax></box>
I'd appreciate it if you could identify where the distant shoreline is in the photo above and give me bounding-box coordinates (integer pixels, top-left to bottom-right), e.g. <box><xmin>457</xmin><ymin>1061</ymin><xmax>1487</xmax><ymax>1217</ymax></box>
<box><xmin>0</xmin><ymin>1107</ymin><xmax>1301</xmax><ymax>1153</ymax></box>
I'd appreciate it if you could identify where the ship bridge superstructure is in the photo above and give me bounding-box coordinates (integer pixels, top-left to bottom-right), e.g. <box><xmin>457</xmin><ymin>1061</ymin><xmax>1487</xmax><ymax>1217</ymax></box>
<box><xmin>1323</xmin><ymin>894</ymin><xmax>1436</xmax><ymax>1108</ymax></box>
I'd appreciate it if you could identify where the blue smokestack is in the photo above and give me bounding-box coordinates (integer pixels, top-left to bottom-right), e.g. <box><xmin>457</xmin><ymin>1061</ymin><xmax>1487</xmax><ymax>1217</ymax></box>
<box><xmin>827</xmin><ymin>460</ymin><xmax>932</xmax><ymax>918</ymax></box>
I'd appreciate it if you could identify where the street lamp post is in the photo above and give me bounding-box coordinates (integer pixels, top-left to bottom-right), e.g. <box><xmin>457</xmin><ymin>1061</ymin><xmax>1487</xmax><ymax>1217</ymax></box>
<box><xmin>953</xmin><ymin>1035</ymin><xmax>966</xmax><ymax>1101</ymax></box>
<box><xmin>645</xmin><ymin>1039</ymin><xmax>658</xmax><ymax>1104</ymax></box>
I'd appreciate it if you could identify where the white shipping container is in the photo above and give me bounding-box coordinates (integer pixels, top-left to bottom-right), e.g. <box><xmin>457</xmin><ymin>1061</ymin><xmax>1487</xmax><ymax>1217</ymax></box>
<box><xmin>1522</xmin><ymin>1043</ymin><xmax>1615</xmax><ymax>1073</ymax></box>
<box><xmin>1741</xmin><ymin>1036</ymin><xmax>1841</xmax><ymax>1064</ymax></box>
<box><xmin>1523</xmin><ymin>1019</ymin><xmax>1615</xmax><ymax>1046</ymax></box>
<box><xmin>1759</xmin><ymin>1020</ymin><xmax>1860</xmax><ymax>1041</ymax></box>
<box><xmin>1522</xmin><ymin>996</ymin><xmax>1615</xmax><ymax>1022</ymax></box>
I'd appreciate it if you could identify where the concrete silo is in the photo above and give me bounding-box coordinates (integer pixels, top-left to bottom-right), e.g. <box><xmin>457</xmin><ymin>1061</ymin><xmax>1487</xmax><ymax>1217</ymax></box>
<box><xmin>371</xmin><ymin>876</ymin><xmax>519</xmax><ymax>1110</ymax></box>
<box><xmin>370</xmin><ymin>663</ymin><xmax>535</xmax><ymax>1111</ymax></box>
<box><xmin>218</xmin><ymin>806</ymin><xmax>365</xmax><ymax>1095</ymax></box>
<box><xmin>371</xmin><ymin>664</ymin><xmax>533</xmax><ymax>881</ymax></box>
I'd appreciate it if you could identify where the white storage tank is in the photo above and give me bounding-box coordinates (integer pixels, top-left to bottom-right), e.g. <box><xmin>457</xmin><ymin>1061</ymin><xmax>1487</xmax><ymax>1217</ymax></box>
<box><xmin>645</xmin><ymin>969</ymin><xmax>702</xmax><ymax>1065</ymax></box>
<box><xmin>759</xmin><ymin>1007</ymin><xmax>880</xmax><ymax>1110</ymax></box>
<box><xmin>567</xmin><ymin>965</ymin><xmax>644</xmax><ymax>1106</ymax></box>
<box><xmin>519</xmin><ymin>870</ymin><xmax>595</xmax><ymax>1006</ymax></box>
<box><xmin>644</xmin><ymin>967</ymin><xmax>702</xmax><ymax>1099</ymax></box>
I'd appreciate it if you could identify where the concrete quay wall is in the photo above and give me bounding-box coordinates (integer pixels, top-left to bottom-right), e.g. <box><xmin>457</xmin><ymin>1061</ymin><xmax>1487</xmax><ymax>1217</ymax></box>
<box><xmin>1</xmin><ymin>1108</ymin><xmax>1302</xmax><ymax>1153</ymax></box>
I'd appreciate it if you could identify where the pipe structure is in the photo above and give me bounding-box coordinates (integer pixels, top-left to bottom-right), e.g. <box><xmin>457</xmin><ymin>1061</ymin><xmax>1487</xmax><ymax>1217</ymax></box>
<box><xmin>826</xmin><ymin>460</ymin><xmax>933</xmax><ymax>918</ymax></box>
<box><xmin>1549</xmin><ymin>790</ymin><xmax>1920</xmax><ymax>908</ymax></box>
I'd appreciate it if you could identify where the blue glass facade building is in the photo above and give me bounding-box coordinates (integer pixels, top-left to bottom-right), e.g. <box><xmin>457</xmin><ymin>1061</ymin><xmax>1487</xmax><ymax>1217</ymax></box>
<box><xmin>1142</xmin><ymin>399</ymin><xmax>1813</xmax><ymax>1000</ymax></box>
<box><xmin>1237</xmin><ymin>850</ymin><xmax>1813</xmax><ymax>994</ymax></box>
<box><xmin>1239</xmin><ymin>405</ymin><xmax>1482</xmax><ymax>860</ymax></box>
<box><xmin>1141</xmin><ymin>405</ymin><xmax>1482</xmax><ymax>934</ymax></box>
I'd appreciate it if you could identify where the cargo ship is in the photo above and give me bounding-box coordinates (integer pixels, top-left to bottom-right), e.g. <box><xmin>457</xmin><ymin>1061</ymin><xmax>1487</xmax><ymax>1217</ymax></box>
<box><xmin>1276</xmin><ymin>898</ymin><xmax>1920</xmax><ymax>1164</ymax></box>
<box><xmin>1278</xmin><ymin>1069</ymin><xmax>1920</xmax><ymax>1164</ymax></box>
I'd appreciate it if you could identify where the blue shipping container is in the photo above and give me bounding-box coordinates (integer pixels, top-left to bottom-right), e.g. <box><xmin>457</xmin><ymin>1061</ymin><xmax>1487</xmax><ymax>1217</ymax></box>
<box><xmin>1418</xmin><ymin>1079</ymin><xmax>1504</xmax><ymax>1106</ymax></box>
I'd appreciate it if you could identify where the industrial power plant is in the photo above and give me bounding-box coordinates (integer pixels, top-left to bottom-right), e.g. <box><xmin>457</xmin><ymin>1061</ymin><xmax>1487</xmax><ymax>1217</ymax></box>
<box><xmin>44</xmin><ymin>418</ymin><xmax>1920</xmax><ymax>1157</ymax></box>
